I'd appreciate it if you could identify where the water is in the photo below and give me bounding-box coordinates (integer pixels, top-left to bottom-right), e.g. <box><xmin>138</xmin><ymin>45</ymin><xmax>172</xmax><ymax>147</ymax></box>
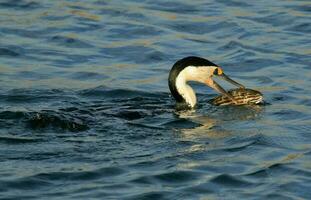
<box><xmin>0</xmin><ymin>0</ymin><xmax>310</xmax><ymax>199</ymax></box>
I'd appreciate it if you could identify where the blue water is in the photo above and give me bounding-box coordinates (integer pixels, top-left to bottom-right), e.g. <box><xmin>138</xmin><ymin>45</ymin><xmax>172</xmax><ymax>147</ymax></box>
<box><xmin>0</xmin><ymin>0</ymin><xmax>311</xmax><ymax>199</ymax></box>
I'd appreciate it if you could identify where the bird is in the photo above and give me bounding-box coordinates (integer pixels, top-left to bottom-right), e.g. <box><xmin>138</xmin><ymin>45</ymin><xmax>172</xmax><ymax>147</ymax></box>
<box><xmin>168</xmin><ymin>56</ymin><xmax>245</xmax><ymax>108</ymax></box>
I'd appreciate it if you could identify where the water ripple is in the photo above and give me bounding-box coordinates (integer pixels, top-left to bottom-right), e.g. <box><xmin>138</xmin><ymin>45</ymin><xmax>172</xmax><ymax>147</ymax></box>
<box><xmin>1</xmin><ymin>0</ymin><xmax>311</xmax><ymax>199</ymax></box>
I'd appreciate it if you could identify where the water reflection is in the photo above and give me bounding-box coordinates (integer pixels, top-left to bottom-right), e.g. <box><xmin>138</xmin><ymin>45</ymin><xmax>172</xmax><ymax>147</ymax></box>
<box><xmin>176</xmin><ymin>105</ymin><xmax>264</xmax><ymax>140</ymax></box>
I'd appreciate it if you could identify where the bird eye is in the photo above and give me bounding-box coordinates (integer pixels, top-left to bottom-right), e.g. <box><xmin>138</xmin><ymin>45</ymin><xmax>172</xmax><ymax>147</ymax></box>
<box><xmin>213</xmin><ymin>68</ymin><xmax>218</xmax><ymax>75</ymax></box>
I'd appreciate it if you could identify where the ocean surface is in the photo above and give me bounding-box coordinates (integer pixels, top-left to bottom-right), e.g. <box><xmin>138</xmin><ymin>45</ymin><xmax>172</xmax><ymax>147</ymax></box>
<box><xmin>0</xmin><ymin>0</ymin><xmax>310</xmax><ymax>199</ymax></box>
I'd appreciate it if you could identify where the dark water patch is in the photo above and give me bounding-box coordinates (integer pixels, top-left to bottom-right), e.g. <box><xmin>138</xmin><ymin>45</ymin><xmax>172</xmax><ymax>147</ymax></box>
<box><xmin>287</xmin><ymin>22</ymin><xmax>311</xmax><ymax>34</ymax></box>
<box><xmin>273</xmin><ymin>109</ymin><xmax>304</xmax><ymax>120</ymax></box>
<box><xmin>17</xmin><ymin>71</ymin><xmax>50</xmax><ymax>80</ymax></box>
<box><xmin>256</xmin><ymin>135</ymin><xmax>305</xmax><ymax>151</ymax></box>
<box><xmin>0</xmin><ymin>0</ymin><xmax>41</xmax><ymax>10</ymax></box>
<box><xmin>50</xmin><ymin>54</ymin><xmax>96</xmax><ymax>67</ymax></box>
<box><xmin>108</xmin><ymin>24</ymin><xmax>162</xmax><ymax>39</ymax></box>
<box><xmin>168</xmin><ymin>21</ymin><xmax>242</xmax><ymax>35</ymax></box>
<box><xmin>244</xmin><ymin>167</ymin><xmax>271</xmax><ymax>178</ymax></box>
<box><xmin>262</xmin><ymin>193</ymin><xmax>294</xmax><ymax>200</ymax></box>
<box><xmin>77</xmin><ymin>21</ymin><xmax>102</xmax><ymax>32</ymax></box>
<box><xmin>288</xmin><ymin>86</ymin><xmax>304</xmax><ymax>92</ymax></box>
<box><xmin>100</xmin><ymin>45</ymin><xmax>167</xmax><ymax>63</ymax></box>
<box><xmin>217</xmin><ymin>0</ymin><xmax>251</xmax><ymax>7</ymax></box>
<box><xmin>59</xmin><ymin>106</ymin><xmax>96</xmax><ymax>117</ymax></box>
<box><xmin>220</xmin><ymin>40</ymin><xmax>308</xmax><ymax>60</ymax></box>
<box><xmin>69</xmin><ymin>71</ymin><xmax>108</xmax><ymax>80</ymax></box>
<box><xmin>0</xmin><ymin>28</ymin><xmax>49</xmax><ymax>39</ymax></box>
<box><xmin>21</xmin><ymin>151</ymin><xmax>68</xmax><ymax>161</ymax></box>
<box><xmin>125</xmin><ymin>191</ymin><xmax>172</xmax><ymax>200</ymax></box>
<box><xmin>117</xmin><ymin>11</ymin><xmax>146</xmax><ymax>21</ymax></box>
<box><xmin>127</xmin><ymin>120</ymin><xmax>166</xmax><ymax>130</ymax></box>
<box><xmin>98</xmin><ymin>7</ymin><xmax>124</xmax><ymax>18</ymax></box>
<box><xmin>127</xmin><ymin>158</ymin><xmax>174</xmax><ymax>172</ymax></box>
<box><xmin>49</xmin><ymin>35</ymin><xmax>94</xmax><ymax>48</ymax></box>
<box><xmin>22</xmin><ymin>47</ymin><xmax>64</xmax><ymax>58</ymax></box>
<box><xmin>162</xmin><ymin>118</ymin><xmax>200</xmax><ymax>129</ymax></box>
<box><xmin>33</xmin><ymin>166</ymin><xmax>125</xmax><ymax>182</ymax></box>
<box><xmin>241</xmin><ymin>13</ymin><xmax>296</xmax><ymax>27</ymax></box>
<box><xmin>288</xmin><ymin>5</ymin><xmax>311</xmax><ymax>13</ymax></box>
<box><xmin>101</xmin><ymin>183</ymin><xmax>130</xmax><ymax>191</ymax></box>
<box><xmin>222</xmin><ymin>57</ymin><xmax>283</xmax><ymax>72</ymax></box>
<box><xmin>280</xmin><ymin>181</ymin><xmax>311</xmax><ymax>199</ymax></box>
<box><xmin>245</xmin><ymin>162</ymin><xmax>296</xmax><ymax>180</ymax></box>
<box><xmin>60</xmin><ymin>21</ymin><xmax>103</xmax><ymax>33</ymax></box>
<box><xmin>114</xmin><ymin>110</ymin><xmax>146</xmax><ymax>120</ymax></box>
<box><xmin>144</xmin><ymin>1</ymin><xmax>199</xmax><ymax>13</ymax></box>
<box><xmin>221</xmin><ymin>49</ymin><xmax>256</xmax><ymax>64</ymax></box>
<box><xmin>2</xmin><ymin>89</ymin><xmax>76</xmax><ymax>103</ymax></box>
<box><xmin>0</xmin><ymin>177</ymin><xmax>51</xmax><ymax>191</ymax></box>
<box><xmin>0</xmin><ymin>136</ymin><xmax>42</xmax><ymax>144</ymax></box>
<box><xmin>78</xmin><ymin>87</ymin><xmax>165</xmax><ymax>99</ymax></box>
<box><xmin>129</xmin><ymin>175</ymin><xmax>154</xmax><ymax>185</ymax></box>
<box><xmin>211</xmin><ymin>174</ymin><xmax>252</xmax><ymax>187</ymax></box>
<box><xmin>0</xmin><ymin>111</ymin><xmax>25</xmax><ymax>119</ymax></box>
<box><xmin>27</xmin><ymin>111</ymin><xmax>89</xmax><ymax>132</ymax></box>
<box><xmin>0</xmin><ymin>48</ymin><xmax>19</xmax><ymax>57</ymax></box>
<box><xmin>41</xmin><ymin>14</ymin><xmax>70</xmax><ymax>21</ymax></box>
<box><xmin>299</xmin><ymin>99</ymin><xmax>311</xmax><ymax>107</ymax></box>
<box><xmin>223</xmin><ymin>140</ymin><xmax>257</xmax><ymax>153</ymax></box>
<box><xmin>272</xmin><ymin>96</ymin><xmax>285</xmax><ymax>102</ymax></box>
<box><xmin>238</xmin><ymin>75</ymin><xmax>274</xmax><ymax>84</ymax></box>
<box><xmin>269</xmin><ymin>93</ymin><xmax>296</xmax><ymax>103</ymax></box>
<box><xmin>224</xmin><ymin>134</ymin><xmax>261</xmax><ymax>147</ymax></box>
<box><xmin>183</xmin><ymin>182</ymin><xmax>213</xmax><ymax>194</ymax></box>
<box><xmin>184</xmin><ymin>37</ymin><xmax>216</xmax><ymax>45</ymax></box>
<box><xmin>284</xmin><ymin>53</ymin><xmax>311</xmax><ymax>66</ymax></box>
<box><xmin>153</xmin><ymin>170</ymin><xmax>201</xmax><ymax>184</ymax></box>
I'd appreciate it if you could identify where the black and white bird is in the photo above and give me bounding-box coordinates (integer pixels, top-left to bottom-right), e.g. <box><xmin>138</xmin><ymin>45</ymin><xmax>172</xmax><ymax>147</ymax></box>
<box><xmin>168</xmin><ymin>56</ymin><xmax>245</xmax><ymax>108</ymax></box>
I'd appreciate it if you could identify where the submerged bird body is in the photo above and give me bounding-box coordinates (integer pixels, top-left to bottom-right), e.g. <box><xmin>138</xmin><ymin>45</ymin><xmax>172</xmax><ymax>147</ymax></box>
<box><xmin>168</xmin><ymin>56</ymin><xmax>246</xmax><ymax>108</ymax></box>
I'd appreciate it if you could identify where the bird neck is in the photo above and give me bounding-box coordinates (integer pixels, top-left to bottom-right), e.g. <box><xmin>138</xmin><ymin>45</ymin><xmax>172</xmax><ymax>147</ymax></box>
<box><xmin>175</xmin><ymin>71</ymin><xmax>197</xmax><ymax>108</ymax></box>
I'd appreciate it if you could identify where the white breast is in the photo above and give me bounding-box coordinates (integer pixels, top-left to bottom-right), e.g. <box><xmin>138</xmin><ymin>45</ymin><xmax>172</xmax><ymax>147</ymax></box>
<box><xmin>175</xmin><ymin>66</ymin><xmax>197</xmax><ymax>107</ymax></box>
<box><xmin>175</xmin><ymin>66</ymin><xmax>215</xmax><ymax>108</ymax></box>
